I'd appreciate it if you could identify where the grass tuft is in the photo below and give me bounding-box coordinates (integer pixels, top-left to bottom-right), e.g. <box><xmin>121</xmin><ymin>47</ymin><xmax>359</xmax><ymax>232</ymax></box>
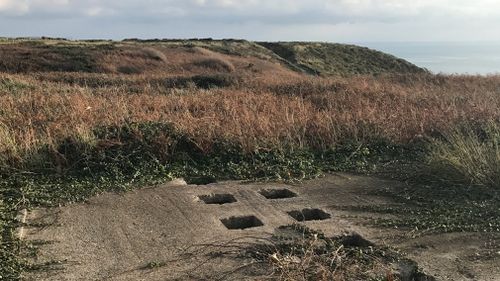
<box><xmin>427</xmin><ymin>122</ymin><xmax>500</xmax><ymax>189</ymax></box>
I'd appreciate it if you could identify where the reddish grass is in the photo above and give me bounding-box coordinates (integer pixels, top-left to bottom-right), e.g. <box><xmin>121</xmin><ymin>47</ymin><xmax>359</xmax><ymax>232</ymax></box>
<box><xmin>0</xmin><ymin>42</ymin><xmax>498</xmax><ymax>169</ymax></box>
<box><xmin>1</xmin><ymin>71</ymin><xmax>499</xmax><ymax>169</ymax></box>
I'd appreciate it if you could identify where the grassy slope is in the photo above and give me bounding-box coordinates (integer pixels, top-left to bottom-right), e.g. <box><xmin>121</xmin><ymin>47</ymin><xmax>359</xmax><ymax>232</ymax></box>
<box><xmin>258</xmin><ymin>42</ymin><xmax>425</xmax><ymax>75</ymax></box>
<box><xmin>0</xmin><ymin>38</ymin><xmax>425</xmax><ymax>75</ymax></box>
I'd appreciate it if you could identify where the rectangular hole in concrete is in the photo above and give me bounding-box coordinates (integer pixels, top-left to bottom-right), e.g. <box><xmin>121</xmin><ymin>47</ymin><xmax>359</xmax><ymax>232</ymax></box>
<box><xmin>220</xmin><ymin>215</ymin><xmax>264</xmax><ymax>230</ymax></box>
<box><xmin>287</xmin><ymin>208</ymin><xmax>331</xmax><ymax>222</ymax></box>
<box><xmin>198</xmin><ymin>193</ymin><xmax>237</xmax><ymax>205</ymax></box>
<box><xmin>259</xmin><ymin>189</ymin><xmax>297</xmax><ymax>199</ymax></box>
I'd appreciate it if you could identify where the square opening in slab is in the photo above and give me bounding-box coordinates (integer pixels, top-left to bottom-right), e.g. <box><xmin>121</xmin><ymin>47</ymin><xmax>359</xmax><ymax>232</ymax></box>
<box><xmin>198</xmin><ymin>193</ymin><xmax>237</xmax><ymax>205</ymax></box>
<box><xmin>287</xmin><ymin>208</ymin><xmax>331</xmax><ymax>222</ymax></box>
<box><xmin>259</xmin><ymin>189</ymin><xmax>297</xmax><ymax>199</ymax></box>
<box><xmin>220</xmin><ymin>215</ymin><xmax>264</xmax><ymax>230</ymax></box>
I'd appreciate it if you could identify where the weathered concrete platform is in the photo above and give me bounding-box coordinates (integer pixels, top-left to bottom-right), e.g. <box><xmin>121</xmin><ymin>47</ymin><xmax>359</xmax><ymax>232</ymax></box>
<box><xmin>22</xmin><ymin>174</ymin><xmax>500</xmax><ymax>281</ymax></box>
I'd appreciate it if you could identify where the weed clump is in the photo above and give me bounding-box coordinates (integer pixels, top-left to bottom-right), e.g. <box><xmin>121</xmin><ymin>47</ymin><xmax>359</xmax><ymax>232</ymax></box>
<box><xmin>242</xmin><ymin>225</ymin><xmax>430</xmax><ymax>281</ymax></box>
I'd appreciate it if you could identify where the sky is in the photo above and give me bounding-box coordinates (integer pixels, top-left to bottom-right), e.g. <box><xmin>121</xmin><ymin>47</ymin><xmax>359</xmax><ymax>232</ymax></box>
<box><xmin>1</xmin><ymin>0</ymin><xmax>500</xmax><ymax>42</ymax></box>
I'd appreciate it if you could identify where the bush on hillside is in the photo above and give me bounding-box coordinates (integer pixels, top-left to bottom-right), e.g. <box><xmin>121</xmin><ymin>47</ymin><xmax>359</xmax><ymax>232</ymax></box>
<box><xmin>164</xmin><ymin>74</ymin><xmax>240</xmax><ymax>89</ymax></box>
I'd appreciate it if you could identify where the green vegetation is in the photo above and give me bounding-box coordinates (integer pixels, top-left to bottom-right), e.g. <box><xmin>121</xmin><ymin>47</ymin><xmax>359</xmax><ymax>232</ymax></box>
<box><xmin>343</xmin><ymin>123</ymin><xmax>500</xmax><ymax>235</ymax></box>
<box><xmin>258</xmin><ymin>42</ymin><xmax>425</xmax><ymax>75</ymax></box>
<box><xmin>0</xmin><ymin>38</ymin><xmax>424</xmax><ymax>75</ymax></box>
<box><xmin>1</xmin><ymin>122</ymin><xmax>395</xmax><ymax>205</ymax></box>
<box><xmin>369</xmin><ymin>182</ymin><xmax>500</xmax><ymax>234</ymax></box>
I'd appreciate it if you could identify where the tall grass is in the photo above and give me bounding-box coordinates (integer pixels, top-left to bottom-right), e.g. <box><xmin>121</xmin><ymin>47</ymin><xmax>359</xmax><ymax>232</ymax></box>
<box><xmin>428</xmin><ymin>122</ymin><xmax>500</xmax><ymax>189</ymax></box>
<box><xmin>0</xmin><ymin>73</ymin><xmax>499</xmax><ymax>172</ymax></box>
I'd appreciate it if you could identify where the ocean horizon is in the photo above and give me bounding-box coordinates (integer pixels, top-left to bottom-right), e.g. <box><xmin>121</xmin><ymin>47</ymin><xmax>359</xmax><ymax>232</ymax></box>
<box><xmin>358</xmin><ymin>41</ymin><xmax>500</xmax><ymax>75</ymax></box>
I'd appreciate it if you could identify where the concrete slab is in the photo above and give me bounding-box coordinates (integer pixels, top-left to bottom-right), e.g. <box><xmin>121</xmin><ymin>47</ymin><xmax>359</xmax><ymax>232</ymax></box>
<box><xmin>21</xmin><ymin>173</ymin><xmax>500</xmax><ymax>281</ymax></box>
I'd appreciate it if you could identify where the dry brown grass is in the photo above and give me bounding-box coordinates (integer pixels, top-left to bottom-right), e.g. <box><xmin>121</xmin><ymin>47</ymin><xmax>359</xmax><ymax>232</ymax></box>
<box><xmin>1</xmin><ymin>71</ymin><xmax>499</xmax><ymax>169</ymax></box>
<box><xmin>265</xmin><ymin>233</ymin><xmax>392</xmax><ymax>281</ymax></box>
<box><xmin>0</xmin><ymin>42</ymin><xmax>499</xmax><ymax>170</ymax></box>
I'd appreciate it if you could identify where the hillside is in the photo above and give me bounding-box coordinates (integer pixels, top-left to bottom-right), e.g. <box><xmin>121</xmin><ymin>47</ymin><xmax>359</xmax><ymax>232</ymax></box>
<box><xmin>0</xmin><ymin>38</ymin><xmax>425</xmax><ymax>76</ymax></box>
<box><xmin>258</xmin><ymin>42</ymin><xmax>425</xmax><ymax>75</ymax></box>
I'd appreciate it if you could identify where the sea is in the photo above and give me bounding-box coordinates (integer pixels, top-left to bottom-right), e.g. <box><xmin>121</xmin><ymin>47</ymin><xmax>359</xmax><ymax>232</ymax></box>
<box><xmin>357</xmin><ymin>42</ymin><xmax>500</xmax><ymax>75</ymax></box>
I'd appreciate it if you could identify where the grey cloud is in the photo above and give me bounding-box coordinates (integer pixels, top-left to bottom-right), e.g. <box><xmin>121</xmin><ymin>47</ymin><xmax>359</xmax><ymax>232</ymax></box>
<box><xmin>0</xmin><ymin>0</ymin><xmax>499</xmax><ymax>41</ymax></box>
<box><xmin>3</xmin><ymin>0</ymin><xmax>497</xmax><ymax>22</ymax></box>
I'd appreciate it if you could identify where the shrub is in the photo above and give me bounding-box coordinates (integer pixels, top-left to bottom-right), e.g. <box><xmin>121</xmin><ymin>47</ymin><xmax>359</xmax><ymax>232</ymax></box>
<box><xmin>116</xmin><ymin>65</ymin><xmax>143</xmax><ymax>74</ymax></box>
<box><xmin>164</xmin><ymin>74</ymin><xmax>240</xmax><ymax>89</ymax></box>
<box><xmin>190</xmin><ymin>73</ymin><xmax>239</xmax><ymax>88</ymax></box>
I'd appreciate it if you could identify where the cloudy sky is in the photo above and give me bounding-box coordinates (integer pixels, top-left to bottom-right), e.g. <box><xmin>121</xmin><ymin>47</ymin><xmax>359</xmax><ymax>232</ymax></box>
<box><xmin>1</xmin><ymin>0</ymin><xmax>500</xmax><ymax>42</ymax></box>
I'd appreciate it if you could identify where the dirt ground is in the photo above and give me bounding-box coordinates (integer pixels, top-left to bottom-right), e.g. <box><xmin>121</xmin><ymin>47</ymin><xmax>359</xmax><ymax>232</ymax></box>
<box><xmin>21</xmin><ymin>173</ymin><xmax>500</xmax><ymax>281</ymax></box>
